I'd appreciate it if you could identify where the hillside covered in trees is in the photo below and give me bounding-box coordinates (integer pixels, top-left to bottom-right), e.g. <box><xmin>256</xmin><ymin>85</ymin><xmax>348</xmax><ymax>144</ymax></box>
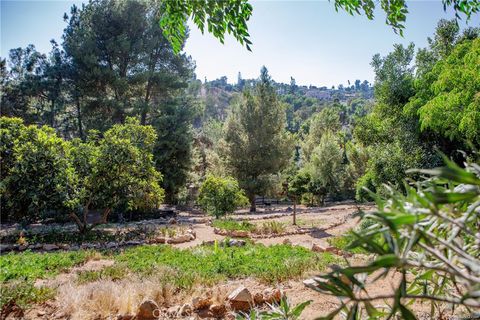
<box><xmin>0</xmin><ymin>0</ymin><xmax>479</xmax><ymax>319</ymax></box>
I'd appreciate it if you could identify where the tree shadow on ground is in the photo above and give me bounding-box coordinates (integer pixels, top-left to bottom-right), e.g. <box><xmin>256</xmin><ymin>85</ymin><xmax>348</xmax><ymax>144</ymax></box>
<box><xmin>308</xmin><ymin>227</ymin><xmax>333</xmax><ymax>239</ymax></box>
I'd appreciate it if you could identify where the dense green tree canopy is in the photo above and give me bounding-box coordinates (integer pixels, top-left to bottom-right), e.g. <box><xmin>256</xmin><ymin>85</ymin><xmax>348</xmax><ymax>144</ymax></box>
<box><xmin>301</xmin><ymin>107</ymin><xmax>341</xmax><ymax>161</ymax></box>
<box><xmin>198</xmin><ymin>175</ymin><xmax>248</xmax><ymax>218</ymax></box>
<box><xmin>224</xmin><ymin>67</ymin><xmax>293</xmax><ymax>211</ymax></box>
<box><xmin>63</xmin><ymin>0</ymin><xmax>194</xmax><ymax>131</ymax></box>
<box><xmin>0</xmin><ymin>118</ymin><xmax>75</xmax><ymax>223</ymax></box>
<box><xmin>406</xmin><ymin>38</ymin><xmax>480</xmax><ymax>146</ymax></box>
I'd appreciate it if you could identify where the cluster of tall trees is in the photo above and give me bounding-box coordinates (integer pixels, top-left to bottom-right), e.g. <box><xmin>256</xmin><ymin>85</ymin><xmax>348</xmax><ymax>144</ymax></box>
<box><xmin>1</xmin><ymin>0</ymin><xmax>478</xmax><ymax>222</ymax></box>
<box><xmin>198</xmin><ymin>19</ymin><xmax>479</xmax><ymax>210</ymax></box>
<box><xmin>1</xmin><ymin>116</ymin><xmax>163</xmax><ymax>229</ymax></box>
<box><xmin>1</xmin><ymin>0</ymin><xmax>196</xmax><ymax>203</ymax></box>
<box><xmin>353</xmin><ymin>20</ymin><xmax>479</xmax><ymax>199</ymax></box>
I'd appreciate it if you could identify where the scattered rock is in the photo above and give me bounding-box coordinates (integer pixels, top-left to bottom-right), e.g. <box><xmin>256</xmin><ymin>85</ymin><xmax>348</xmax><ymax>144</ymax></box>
<box><xmin>188</xmin><ymin>233</ymin><xmax>196</xmax><ymax>241</ymax></box>
<box><xmin>311</xmin><ymin>244</ymin><xmax>326</xmax><ymax>252</ymax></box>
<box><xmin>286</xmin><ymin>207</ymin><xmax>293</xmax><ymax>212</ymax></box>
<box><xmin>136</xmin><ymin>299</ymin><xmax>159</xmax><ymax>320</ymax></box>
<box><xmin>230</xmin><ymin>230</ymin><xmax>249</xmax><ymax>238</ymax></box>
<box><xmin>227</xmin><ymin>239</ymin><xmax>246</xmax><ymax>247</ymax></box>
<box><xmin>213</xmin><ymin>227</ymin><xmax>229</xmax><ymax>236</ymax></box>
<box><xmin>106</xmin><ymin>242</ymin><xmax>117</xmax><ymax>249</ymax></box>
<box><xmin>263</xmin><ymin>288</ymin><xmax>282</xmax><ymax>304</ymax></box>
<box><xmin>227</xmin><ymin>286</ymin><xmax>253</xmax><ymax>311</ymax></box>
<box><xmin>192</xmin><ymin>297</ymin><xmax>212</xmax><ymax>310</ymax></box>
<box><xmin>0</xmin><ymin>244</ymin><xmax>14</xmax><ymax>252</ymax></box>
<box><xmin>179</xmin><ymin>303</ymin><xmax>192</xmax><ymax>316</ymax></box>
<box><xmin>282</xmin><ymin>238</ymin><xmax>292</xmax><ymax>245</ymax></box>
<box><xmin>29</xmin><ymin>244</ymin><xmax>43</xmax><ymax>250</ymax></box>
<box><xmin>168</xmin><ymin>218</ymin><xmax>177</xmax><ymax>225</ymax></box>
<box><xmin>42</xmin><ymin>244</ymin><xmax>59</xmax><ymax>251</ymax></box>
<box><xmin>186</xmin><ymin>229</ymin><xmax>196</xmax><ymax>238</ymax></box>
<box><xmin>167</xmin><ymin>234</ymin><xmax>192</xmax><ymax>244</ymax></box>
<box><xmin>166</xmin><ymin>305</ymin><xmax>179</xmax><ymax>316</ymax></box>
<box><xmin>125</xmin><ymin>240</ymin><xmax>144</xmax><ymax>246</ymax></box>
<box><xmin>209</xmin><ymin>303</ymin><xmax>227</xmax><ymax>317</ymax></box>
<box><xmin>148</xmin><ymin>237</ymin><xmax>166</xmax><ymax>244</ymax></box>
<box><xmin>253</xmin><ymin>292</ymin><xmax>264</xmax><ymax>305</ymax></box>
<box><xmin>325</xmin><ymin>246</ymin><xmax>337</xmax><ymax>253</ymax></box>
<box><xmin>303</xmin><ymin>278</ymin><xmax>317</xmax><ymax>288</ymax></box>
<box><xmin>81</xmin><ymin>243</ymin><xmax>96</xmax><ymax>250</ymax></box>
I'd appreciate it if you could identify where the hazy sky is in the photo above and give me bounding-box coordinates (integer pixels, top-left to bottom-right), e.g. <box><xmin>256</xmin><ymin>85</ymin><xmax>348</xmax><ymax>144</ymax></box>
<box><xmin>1</xmin><ymin>1</ymin><xmax>479</xmax><ymax>87</ymax></box>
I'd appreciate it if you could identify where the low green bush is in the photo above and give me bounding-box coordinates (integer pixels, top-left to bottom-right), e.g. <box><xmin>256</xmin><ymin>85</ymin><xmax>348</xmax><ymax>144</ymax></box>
<box><xmin>76</xmin><ymin>263</ymin><xmax>128</xmax><ymax>284</ymax></box>
<box><xmin>327</xmin><ymin>231</ymin><xmax>367</xmax><ymax>254</ymax></box>
<box><xmin>0</xmin><ymin>281</ymin><xmax>55</xmax><ymax>309</ymax></box>
<box><xmin>259</xmin><ymin>221</ymin><xmax>286</xmax><ymax>234</ymax></box>
<box><xmin>0</xmin><ymin>250</ymin><xmax>94</xmax><ymax>282</ymax></box>
<box><xmin>1</xmin><ymin>117</ymin><xmax>75</xmax><ymax>224</ymax></box>
<box><xmin>198</xmin><ymin>175</ymin><xmax>248</xmax><ymax>218</ymax></box>
<box><xmin>211</xmin><ymin>219</ymin><xmax>256</xmax><ymax>232</ymax></box>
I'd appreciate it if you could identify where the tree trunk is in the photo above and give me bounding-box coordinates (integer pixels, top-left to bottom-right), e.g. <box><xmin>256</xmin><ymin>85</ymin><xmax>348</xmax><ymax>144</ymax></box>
<box><xmin>140</xmin><ymin>109</ymin><xmax>147</xmax><ymax>125</ymax></box>
<box><xmin>50</xmin><ymin>100</ymin><xmax>56</xmax><ymax>128</ymax></box>
<box><xmin>293</xmin><ymin>199</ymin><xmax>297</xmax><ymax>225</ymax></box>
<box><xmin>249</xmin><ymin>194</ymin><xmax>256</xmax><ymax>213</ymax></box>
<box><xmin>76</xmin><ymin>98</ymin><xmax>84</xmax><ymax>140</ymax></box>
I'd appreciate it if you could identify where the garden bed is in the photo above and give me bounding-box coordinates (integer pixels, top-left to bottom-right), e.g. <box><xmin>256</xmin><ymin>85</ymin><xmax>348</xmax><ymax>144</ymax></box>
<box><xmin>211</xmin><ymin>219</ymin><xmax>313</xmax><ymax>239</ymax></box>
<box><xmin>0</xmin><ymin>225</ymin><xmax>197</xmax><ymax>254</ymax></box>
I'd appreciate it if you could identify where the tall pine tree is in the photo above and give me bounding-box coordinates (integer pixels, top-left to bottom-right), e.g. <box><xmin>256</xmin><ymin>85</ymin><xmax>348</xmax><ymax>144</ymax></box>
<box><xmin>224</xmin><ymin>67</ymin><xmax>292</xmax><ymax>212</ymax></box>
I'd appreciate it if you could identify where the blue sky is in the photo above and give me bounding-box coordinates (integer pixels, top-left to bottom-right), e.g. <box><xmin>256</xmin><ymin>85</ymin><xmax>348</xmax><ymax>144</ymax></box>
<box><xmin>1</xmin><ymin>1</ymin><xmax>479</xmax><ymax>87</ymax></box>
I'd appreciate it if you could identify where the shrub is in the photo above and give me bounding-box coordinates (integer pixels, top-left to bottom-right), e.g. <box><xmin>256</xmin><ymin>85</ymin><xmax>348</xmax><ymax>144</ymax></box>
<box><xmin>0</xmin><ymin>116</ymin><xmax>164</xmax><ymax>230</ymax></box>
<box><xmin>308</xmin><ymin>132</ymin><xmax>345</xmax><ymax>196</ymax></box>
<box><xmin>211</xmin><ymin>219</ymin><xmax>256</xmax><ymax>232</ymax></box>
<box><xmin>259</xmin><ymin>221</ymin><xmax>286</xmax><ymax>234</ymax></box>
<box><xmin>0</xmin><ymin>117</ymin><xmax>24</xmax><ymax>179</ymax></box>
<box><xmin>0</xmin><ymin>118</ymin><xmax>76</xmax><ymax>223</ymax></box>
<box><xmin>198</xmin><ymin>175</ymin><xmax>248</xmax><ymax>218</ymax></box>
<box><xmin>0</xmin><ymin>281</ymin><xmax>55</xmax><ymax>310</ymax></box>
<box><xmin>68</xmin><ymin>118</ymin><xmax>164</xmax><ymax>232</ymax></box>
<box><xmin>308</xmin><ymin>159</ymin><xmax>480</xmax><ymax>318</ymax></box>
<box><xmin>355</xmin><ymin>141</ymin><xmax>429</xmax><ymax>201</ymax></box>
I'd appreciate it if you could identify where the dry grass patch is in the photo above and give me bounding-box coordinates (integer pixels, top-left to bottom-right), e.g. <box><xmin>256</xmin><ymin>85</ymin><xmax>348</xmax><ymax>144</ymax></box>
<box><xmin>57</xmin><ymin>273</ymin><xmax>182</xmax><ymax>319</ymax></box>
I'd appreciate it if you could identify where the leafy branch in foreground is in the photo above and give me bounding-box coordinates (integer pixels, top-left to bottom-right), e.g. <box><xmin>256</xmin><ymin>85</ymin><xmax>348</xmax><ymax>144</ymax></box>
<box><xmin>159</xmin><ymin>0</ymin><xmax>479</xmax><ymax>53</ymax></box>
<box><xmin>160</xmin><ymin>0</ymin><xmax>253</xmax><ymax>54</ymax></box>
<box><xmin>306</xmin><ymin>158</ymin><xmax>480</xmax><ymax>319</ymax></box>
<box><xmin>236</xmin><ymin>297</ymin><xmax>312</xmax><ymax>320</ymax></box>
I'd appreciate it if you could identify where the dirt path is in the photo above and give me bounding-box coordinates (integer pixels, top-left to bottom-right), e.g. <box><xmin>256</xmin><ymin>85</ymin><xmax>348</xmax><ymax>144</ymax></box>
<box><xmin>174</xmin><ymin>203</ymin><xmax>370</xmax><ymax>249</ymax></box>
<box><xmin>173</xmin><ymin>223</ymin><xmax>225</xmax><ymax>249</ymax></box>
